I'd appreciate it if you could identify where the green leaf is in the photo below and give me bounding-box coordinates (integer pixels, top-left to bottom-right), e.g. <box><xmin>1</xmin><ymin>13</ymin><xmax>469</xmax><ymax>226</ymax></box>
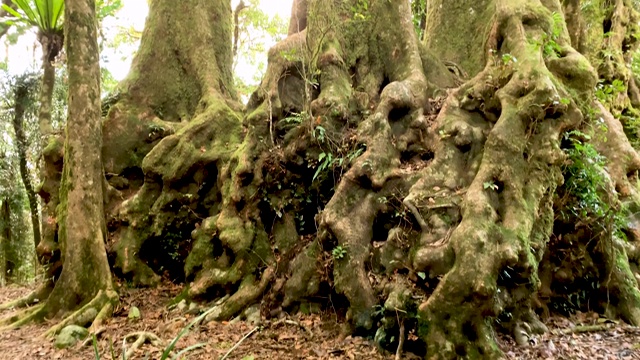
<box><xmin>91</xmin><ymin>334</ymin><xmax>101</xmax><ymax>360</ymax></box>
<box><xmin>128</xmin><ymin>306</ymin><xmax>141</xmax><ymax>319</ymax></box>
<box><xmin>417</xmin><ymin>272</ymin><xmax>426</xmax><ymax>280</ymax></box>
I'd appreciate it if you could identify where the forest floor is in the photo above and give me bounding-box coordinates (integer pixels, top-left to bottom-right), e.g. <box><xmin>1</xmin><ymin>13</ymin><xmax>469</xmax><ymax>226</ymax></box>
<box><xmin>0</xmin><ymin>282</ymin><xmax>639</xmax><ymax>360</ymax></box>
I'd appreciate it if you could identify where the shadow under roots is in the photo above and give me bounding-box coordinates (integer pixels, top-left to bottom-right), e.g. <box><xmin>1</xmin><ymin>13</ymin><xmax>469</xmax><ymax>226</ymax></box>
<box><xmin>138</xmin><ymin>227</ymin><xmax>192</xmax><ymax>283</ymax></box>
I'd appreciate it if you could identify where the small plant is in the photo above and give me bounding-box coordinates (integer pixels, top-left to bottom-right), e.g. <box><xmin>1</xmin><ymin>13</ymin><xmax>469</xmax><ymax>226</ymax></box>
<box><xmin>561</xmin><ymin>128</ymin><xmax>627</xmax><ymax>240</ymax></box>
<box><xmin>282</xmin><ymin>111</ymin><xmax>306</xmax><ymax>125</ymax></box>
<box><xmin>595</xmin><ymin>79</ymin><xmax>626</xmax><ymax>105</ymax></box>
<box><xmin>501</xmin><ymin>53</ymin><xmax>517</xmax><ymax>65</ymax></box>
<box><xmin>313</xmin><ymin>125</ymin><xmax>326</xmax><ymax>143</ymax></box>
<box><xmin>541</xmin><ymin>12</ymin><xmax>564</xmax><ymax>59</ymax></box>
<box><xmin>483</xmin><ymin>181</ymin><xmax>498</xmax><ymax>191</ymax></box>
<box><xmin>332</xmin><ymin>245</ymin><xmax>347</xmax><ymax>260</ymax></box>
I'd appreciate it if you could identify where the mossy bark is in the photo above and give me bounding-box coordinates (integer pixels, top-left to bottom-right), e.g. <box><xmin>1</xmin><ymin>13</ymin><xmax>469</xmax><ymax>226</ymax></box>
<box><xmin>24</xmin><ymin>0</ymin><xmax>640</xmax><ymax>357</ymax></box>
<box><xmin>10</xmin><ymin>77</ymin><xmax>41</xmax><ymax>252</ymax></box>
<box><xmin>6</xmin><ymin>0</ymin><xmax>120</xmax><ymax>331</ymax></box>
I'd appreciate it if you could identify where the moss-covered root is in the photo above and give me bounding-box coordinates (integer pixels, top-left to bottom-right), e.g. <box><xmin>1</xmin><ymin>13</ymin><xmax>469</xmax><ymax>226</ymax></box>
<box><xmin>597</xmin><ymin>241</ymin><xmax>640</xmax><ymax>325</ymax></box>
<box><xmin>417</xmin><ymin>0</ymin><xmax>597</xmax><ymax>357</ymax></box>
<box><xmin>0</xmin><ymin>280</ymin><xmax>54</xmax><ymax>311</ymax></box>
<box><xmin>204</xmin><ymin>267</ymin><xmax>274</xmax><ymax>322</ymax></box>
<box><xmin>590</xmin><ymin>104</ymin><xmax>640</xmax><ymax>325</ymax></box>
<box><xmin>43</xmin><ymin>289</ymin><xmax>119</xmax><ymax>337</ymax></box>
<box><xmin>0</xmin><ymin>304</ymin><xmax>44</xmax><ymax>329</ymax></box>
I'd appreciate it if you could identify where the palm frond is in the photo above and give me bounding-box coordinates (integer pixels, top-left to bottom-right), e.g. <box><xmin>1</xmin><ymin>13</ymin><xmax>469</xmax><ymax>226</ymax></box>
<box><xmin>2</xmin><ymin>0</ymin><xmax>63</xmax><ymax>32</ymax></box>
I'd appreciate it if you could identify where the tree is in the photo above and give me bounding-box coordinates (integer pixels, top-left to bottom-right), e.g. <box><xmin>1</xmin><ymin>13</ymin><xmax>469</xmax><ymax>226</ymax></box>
<box><xmin>5</xmin><ymin>0</ymin><xmax>640</xmax><ymax>358</ymax></box>
<box><xmin>1</xmin><ymin>0</ymin><xmax>116</xmax><ymax>333</ymax></box>
<box><xmin>8</xmin><ymin>74</ymin><xmax>40</xmax><ymax>253</ymax></box>
<box><xmin>232</xmin><ymin>0</ymin><xmax>287</xmax><ymax>99</ymax></box>
<box><xmin>1</xmin><ymin>0</ymin><xmax>64</xmax><ymax>141</ymax></box>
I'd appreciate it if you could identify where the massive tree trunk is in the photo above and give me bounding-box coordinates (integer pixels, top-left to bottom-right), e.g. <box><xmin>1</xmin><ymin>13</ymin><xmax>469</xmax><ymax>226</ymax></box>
<box><xmin>13</xmin><ymin>0</ymin><xmax>640</xmax><ymax>358</ymax></box>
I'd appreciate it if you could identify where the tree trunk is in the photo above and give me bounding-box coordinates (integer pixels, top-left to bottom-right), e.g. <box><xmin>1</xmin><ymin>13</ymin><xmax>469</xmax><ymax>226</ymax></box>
<box><xmin>11</xmin><ymin>76</ymin><xmax>41</xmax><ymax>251</ymax></box>
<box><xmin>24</xmin><ymin>0</ymin><xmax>640</xmax><ymax>357</ymax></box>
<box><xmin>38</xmin><ymin>60</ymin><xmax>56</xmax><ymax>140</ymax></box>
<box><xmin>0</xmin><ymin>0</ymin><xmax>121</xmax><ymax>332</ymax></box>
<box><xmin>43</xmin><ymin>0</ymin><xmax>117</xmax><ymax>320</ymax></box>
<box><xmin>0</xmin><ymin>199</ymin><xmax>8</xmax><ymax>286</ymax></box>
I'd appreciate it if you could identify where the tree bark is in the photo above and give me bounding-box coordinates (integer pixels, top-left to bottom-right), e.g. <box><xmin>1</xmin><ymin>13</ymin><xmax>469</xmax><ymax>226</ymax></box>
<box><xmin>18</xmin><ymin>0</ymin><xmax>640</xmax><ymax>357</ymax></box>
<box><xmin>11</xmin><ymin>76</ymin><xmax>41</xmax><ymax>251</ymax></box>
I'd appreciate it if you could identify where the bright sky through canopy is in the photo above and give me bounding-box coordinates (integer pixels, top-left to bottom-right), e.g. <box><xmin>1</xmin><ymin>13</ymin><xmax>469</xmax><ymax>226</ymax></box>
<box><xmin>1</xmin><ymin>0</ymin><xmax>293</xmax><ymax>81</ymax></box>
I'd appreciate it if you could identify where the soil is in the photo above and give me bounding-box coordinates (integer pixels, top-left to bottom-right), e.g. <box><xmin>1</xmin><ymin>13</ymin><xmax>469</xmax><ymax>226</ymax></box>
<box><xmin>0</xmin><ymin>283</ymin><xmax>638</xmax><ymax>360</ymax></box>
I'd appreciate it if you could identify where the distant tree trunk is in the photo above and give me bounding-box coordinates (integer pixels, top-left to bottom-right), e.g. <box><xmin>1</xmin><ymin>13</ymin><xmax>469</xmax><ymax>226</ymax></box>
<box><xmin>37</xmin><ymin>59</ymin><xmax>56</xmax><ymax>140</ymax></box>
<box><xmin>288</xmin><ymin>0</ymin><xmax>307</xmax><ymax>34</ymax></box>
<box><xmin>35</xmin><ymin>27</ymin><xmax>64</xmax><ymax>264</ymax></box>
<box><xmin>0</xmin><ymin>199</ymin><xmax>8</xmax><ymax>286</ymax></box>
<box><xmin>232</xmin><ymin>0</ymin><xmax>247</xmax><ymax>59</ymax></box>
<box><xmin>11</xmin><ymin>76</ymin><xmax>41</xmax><ymax>250</ymax></box>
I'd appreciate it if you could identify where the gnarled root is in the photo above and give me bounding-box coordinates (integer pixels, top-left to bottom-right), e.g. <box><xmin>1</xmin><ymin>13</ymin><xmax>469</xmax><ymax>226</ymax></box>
<box><xmin>43</xmin><ymin>289</ymin><xmax>119</xmax><ymax>337</ymax></box>
<box><xmin>123</xmin><ymin>331</ymin><xmax>164</xmax><ymax>359</ymax></box>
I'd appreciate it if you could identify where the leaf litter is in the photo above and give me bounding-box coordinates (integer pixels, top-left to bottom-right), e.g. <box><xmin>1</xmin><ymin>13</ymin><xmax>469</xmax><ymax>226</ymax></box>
<box><xmin>0</xmin><ymin>283</ymin><xmax>638</xmax><ymax>359</ymax></box>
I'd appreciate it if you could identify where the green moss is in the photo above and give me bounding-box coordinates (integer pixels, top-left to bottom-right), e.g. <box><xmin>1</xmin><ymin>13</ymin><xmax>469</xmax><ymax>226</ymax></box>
<box><xmin>423</xmin><ymin>0</ymin><xmax>494</xmax><ymax>76</ymax></box>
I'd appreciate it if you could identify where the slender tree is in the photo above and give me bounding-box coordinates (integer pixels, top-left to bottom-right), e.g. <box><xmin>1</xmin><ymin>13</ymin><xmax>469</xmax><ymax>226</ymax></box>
<box><xmin>9</xmin><ymin>75</ymin><xmax>41</xmax><ymax>252</ymax></box>
<box><xmin>0</xmin><ymin>0</ymin><xmax>116</xmax><ymax>333</ymax></box>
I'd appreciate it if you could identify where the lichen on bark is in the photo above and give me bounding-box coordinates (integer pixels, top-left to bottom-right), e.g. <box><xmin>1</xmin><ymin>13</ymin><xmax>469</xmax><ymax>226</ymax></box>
<box><xmin>9</xmin><ymin>0</ymin><xmax>640</xmax><ymax>357</ymax></box>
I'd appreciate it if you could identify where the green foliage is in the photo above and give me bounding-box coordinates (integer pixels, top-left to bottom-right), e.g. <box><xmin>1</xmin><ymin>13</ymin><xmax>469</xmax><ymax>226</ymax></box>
<box><xmin>540</xmin><ymin>12</ymin><xmax>563</xmax><ymax>59</ymax></box>
<box><xmin>483</xmin><ymin>181</ymin><xmax>498</xmax><ymax>191</ymax></box>
<box><xmin>332</xmin><ymin>245</ymin><xmax>347</xmax><ymax>260</ymax></box>
<box><xmin>233</xmin><ymin>0</ymin><xmax>287</xmax><ymax>100</ymax></box>
<box><xmin>0</xmin><ymin>72</ymin><xmax>39</xmax><ymax>283</ymax></box>
<box><xmin>410</xmin><ymin>0</ymin><xmax>426</xmax><ymax>39</ymax></box>
<box><xmin>561</xmin><ymin>127</ymin><xmax>626</xmax><ymax>239</ymax></box>
<box><xmin>501</xmin><ymin>53</ymin><xmax>517</xmax><ymax>65</ymax></box>
<box><xmin>95</xmin><ymin>0</ymin><xmax>121</xmax><ymax>22</ymax></box>
<box><xmin>594</xmin><ymin>79</ymin><xmax>626</xmax><ymax>105</ymax></box>
<box><xmin>1</xmin><ymin>0</ymin><xmax>64</xmax><ymax>33</ymax></box>
<box><xmin>310</xmin><ymin>124</ymin><xmax>365</xmax><ymax>184</ymax></box>
<box><xmin>350</xmin><ymin>0</ymin><xmax>370</xmax><ymax>21</ymax></box>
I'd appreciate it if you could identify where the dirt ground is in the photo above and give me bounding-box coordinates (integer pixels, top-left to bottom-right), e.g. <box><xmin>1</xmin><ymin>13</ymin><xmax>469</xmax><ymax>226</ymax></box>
<box><xmin>0</xmin><ymin>282</ymin><xmax>638</xmax><ymax>360</ymax></box>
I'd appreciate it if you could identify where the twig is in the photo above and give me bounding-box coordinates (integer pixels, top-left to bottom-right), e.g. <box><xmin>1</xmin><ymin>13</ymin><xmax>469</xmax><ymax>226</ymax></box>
<box><xmin>395</xmin><ymin>320</ymin><xmax>405</xmax><ymax>360</ymax></box>
<box><xmin>552</xmin><ymin>324</ymin><xmax>612</xmax><ymax>335</ymax></box>
<box><xmin>220</xmin><ymin>326</ymin><xmax>259</xmax><ymax>360</ymax></box>
<box><xmin>270</xmin><ymin>318</ymin><xmax>314</xmax><ymax>338</ymax></box>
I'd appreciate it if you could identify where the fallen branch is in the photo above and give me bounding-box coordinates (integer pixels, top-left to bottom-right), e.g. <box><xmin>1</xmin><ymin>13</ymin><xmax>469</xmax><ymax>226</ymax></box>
<box><xmin>270</xmin><ymin>318</ymin><xmax>314</xmax><ymax>338</ymax></box>
<box><xmin>552</xmin><ymin>324</ymin><xmax>613</xmax><ymax>335</ymax></box>
<box><xmin>220</xmin><ymin>326</ymin><xmax>259</xmax><ymax>360</ymax></box>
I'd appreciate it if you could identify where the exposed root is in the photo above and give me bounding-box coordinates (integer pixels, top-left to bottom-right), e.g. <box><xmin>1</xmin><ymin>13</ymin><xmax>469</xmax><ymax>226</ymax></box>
<box><xmin>0</xmin><ymin>282</ymin><xmax>53</xmax><ymax>311</ymax></box>
<box><xmin>0</xmin><ymin>304</ymin><xmax>44</xmax><ymax>329</ymax></box>
<box><xmin>123</xmin><ymin>331</ymin><xmax>164</xmax><ymax>359</ymax></box>
<box><xmin>43</xmin><ymin>289</ymin><xmax>118</xmax><ymax>338</ymax></box>
<box><xmin>204</xmin><ymin>267</ymin><xmax>274</xmax><ymax>322</ymax></box>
